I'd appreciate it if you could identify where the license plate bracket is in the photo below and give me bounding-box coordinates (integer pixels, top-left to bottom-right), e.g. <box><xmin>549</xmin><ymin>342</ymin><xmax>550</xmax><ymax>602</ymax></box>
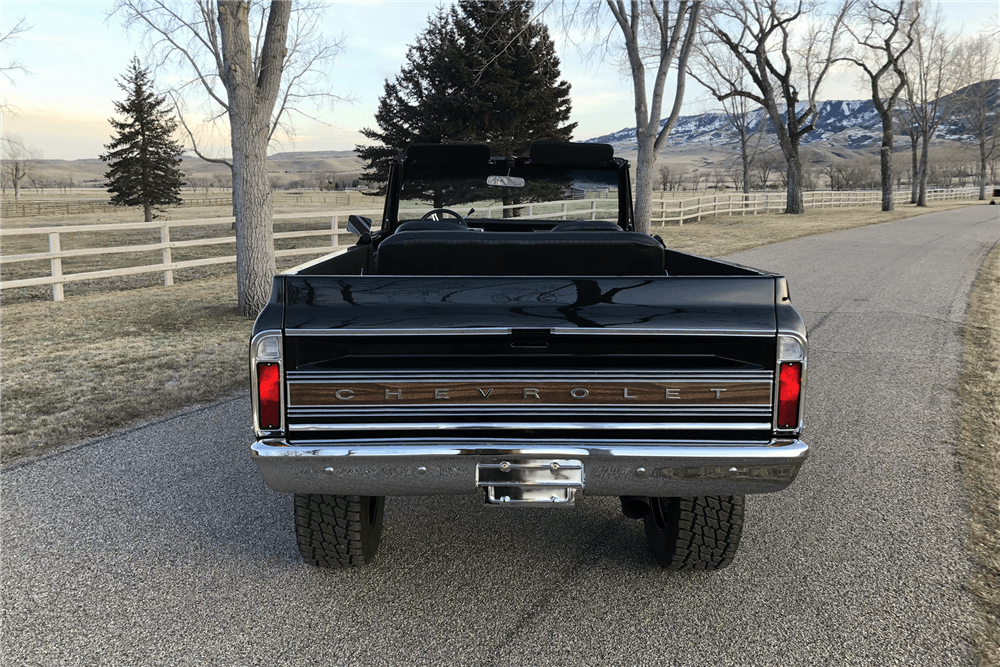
<box><xmin>477</xmin><ymin>459</ymin><xmax>584</xmax><ymax>506</ymax></box>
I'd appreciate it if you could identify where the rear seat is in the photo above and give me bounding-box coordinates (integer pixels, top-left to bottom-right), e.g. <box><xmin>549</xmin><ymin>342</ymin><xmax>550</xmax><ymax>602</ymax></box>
<box><xmin>374</xmin><ymin>228</ymin><xmax>665</xmax><ymax>276</ymax></box>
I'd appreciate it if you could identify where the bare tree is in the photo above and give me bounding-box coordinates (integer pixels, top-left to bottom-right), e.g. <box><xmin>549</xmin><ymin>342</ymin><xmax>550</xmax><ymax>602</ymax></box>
<box><xmin>1</xmin><ymin>16</ymin><xmax>31</xmax><ymax>114</ymax></box>
<box><xmin>840</xmin><ymin>0</ymin><xmax>919</xmax><ymax>210</ymax></box>
<box><xmin>696</xmin><ymin>0</ymin><xmax>853</xmax><ymax>214</ymax></box>
<box><xmin>898</xmin><ymin>2</ymin><xmax>960</xmax><ymax>206</ymax></box>
<box><xmin>112</xmin><ymin>0</ymin><xmax>346</xmax><ymax>316</ymax></box>
<box><xmin>755</xmin><ymin>150</ymin><xmax>782</xmax><ymax>190</ymax></box>
<box><xmin>692</xmin><ymin>26</ymin><xmax>768</xmax><ymax>195</ymax></box>
<box><xmin>556</xmin><ymin>1</ymin><xmax>700</xmax><ymax>233</ymax></box>
<box><xmin>952</xmin><ymin>34</ymin><xmax>1000</xmax><ymax>200</ymax></box>
<box><xmin>1</xmin><ymin>134</ymin><xmax>40</xmax><ymax>201</ymax></box>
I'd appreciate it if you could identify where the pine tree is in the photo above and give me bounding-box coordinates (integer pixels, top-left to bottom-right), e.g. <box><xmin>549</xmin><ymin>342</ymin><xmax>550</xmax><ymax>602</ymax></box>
<box><xmin>454</xmin><ymin>0</ymin><xmax>575</xmax><ymax>157</ymax></box>
<box><xmin>355</xmin><ymin>8</ymin><xmax>469</xmax><ymax>191</ymax></box>
<box><xmin>101</xmin><ymin>58</ymin><xmax>185</xmax><ymax>222</ymax></box>
<box><xmin>356</xmin><ymin>1</ymin><xmax>575</xmax><ymax>193</ymax></box>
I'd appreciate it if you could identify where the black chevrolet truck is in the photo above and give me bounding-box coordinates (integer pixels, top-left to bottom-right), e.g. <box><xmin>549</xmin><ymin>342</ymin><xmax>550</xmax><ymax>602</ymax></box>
<box><xmin>250</xmin><ymin>142</ymin><xmax>808</xmax><ymax>570</ymax></box>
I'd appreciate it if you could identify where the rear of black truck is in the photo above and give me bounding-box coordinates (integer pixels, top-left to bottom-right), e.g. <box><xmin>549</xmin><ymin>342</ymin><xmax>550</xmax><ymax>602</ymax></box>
<box><xmin>249</xmin><ymin>143</ymin><xmax>808</xmax><ymax>570</ymax></box>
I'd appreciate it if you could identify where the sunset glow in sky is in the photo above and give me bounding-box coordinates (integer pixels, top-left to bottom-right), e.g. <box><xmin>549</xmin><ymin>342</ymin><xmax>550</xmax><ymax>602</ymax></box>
<box><xmin>2</xmin><ymin>0</ymin><xmax>997</xmax><ymax>161</ymax></box>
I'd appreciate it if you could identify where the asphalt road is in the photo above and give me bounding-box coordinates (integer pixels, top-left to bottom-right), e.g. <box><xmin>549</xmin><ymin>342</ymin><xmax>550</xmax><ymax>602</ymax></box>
<box><xmin>3</xmin><ymin>205</ymin><xmax>997</xmax><ymax>666</ymax></box>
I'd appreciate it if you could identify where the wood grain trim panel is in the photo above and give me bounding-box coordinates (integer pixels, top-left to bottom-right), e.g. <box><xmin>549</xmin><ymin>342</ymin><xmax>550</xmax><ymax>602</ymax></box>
<box><xmin>289</xmin><ymin>381</ymin><xmax>772</xmax><ymax>406</ymax></box>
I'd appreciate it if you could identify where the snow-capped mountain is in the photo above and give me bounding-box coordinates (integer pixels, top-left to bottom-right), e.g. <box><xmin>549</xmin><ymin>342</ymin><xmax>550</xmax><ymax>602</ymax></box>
<box><xmin>587</xmin><ymin>80</ymin><xmax>998</xmax><ymax>151</ymax></box>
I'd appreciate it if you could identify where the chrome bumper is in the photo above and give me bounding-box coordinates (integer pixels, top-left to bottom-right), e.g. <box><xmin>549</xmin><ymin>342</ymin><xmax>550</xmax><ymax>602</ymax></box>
<box><xmin>251</xmin><ymin>438</ymin><xmax>808</xmax><ymax>497</ymax></box>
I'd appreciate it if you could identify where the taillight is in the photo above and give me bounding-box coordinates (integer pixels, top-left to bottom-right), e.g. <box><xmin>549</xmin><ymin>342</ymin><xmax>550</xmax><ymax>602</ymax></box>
<box><xmin>777</xmin><ymin>361</ymin><xmax>802</xmax><ymax>428</ymax></box>
<box><xmin>257</xmin><ymin>362</ymin><xmax>281</xmax><ymax>429</ymax></box>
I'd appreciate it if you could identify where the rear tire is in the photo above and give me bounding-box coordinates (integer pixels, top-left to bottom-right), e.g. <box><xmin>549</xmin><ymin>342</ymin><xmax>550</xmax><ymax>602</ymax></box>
<box><xmin>643</xmin><ymin>495</ymin><xmax>744</xmax><ymax>570</ymax></box>
<box><xmin>293</xmin><ymin>494</ymin><xmax>385</xmax><ymax>568</ymax></box>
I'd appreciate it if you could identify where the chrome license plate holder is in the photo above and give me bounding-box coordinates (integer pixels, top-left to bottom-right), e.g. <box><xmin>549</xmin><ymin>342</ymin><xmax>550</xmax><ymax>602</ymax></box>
<box><xmin>477</xmin><ymin>459</ymin><xmax>584</xmax><ymax>507</ymax></box>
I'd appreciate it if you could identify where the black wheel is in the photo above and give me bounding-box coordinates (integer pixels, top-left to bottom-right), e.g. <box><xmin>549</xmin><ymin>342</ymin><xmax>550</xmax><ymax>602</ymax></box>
<box><xmin>293</xmin><ymin>494</ymin><xmax>385</xmax><ymax>568</ymax></box>
<box><xmin>642</xmin><ymin>496</ymin><xmax>744</xmax><ymax>570</ymax></box>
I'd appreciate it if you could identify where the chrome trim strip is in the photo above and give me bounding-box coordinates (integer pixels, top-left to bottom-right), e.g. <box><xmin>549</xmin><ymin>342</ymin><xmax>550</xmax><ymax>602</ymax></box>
<box><xmin>285</xmin><ymin>420</ymin><xmax>771</xmax><ymax>433</ymax></box>
<box><xmin>548</xmin><ymin>327</ymin><xmax>775</xmax><ymax>337</ymax></box>
<box><xmin>249</xmin><ymin>438</ymin><xmax>809</xmax><ymax>497</ymax></box>
<box><xmin>286</xmin><ymin>406</ymin><xmax>772</xmax><ymax>415</ymax></box>
<box><xmin>282</xmin><ymin>327</ymin><xmax>775</xmax><ymax>338</ymax></box>
<box><xmin>268</xmin><ymin>437</ymin><xmax>778</xmax><ymax>449</ymax></box>
<box><xmin>286</xmin><ymin>371</ymin><xmax>774</xmax><ymax>382</ymax></box>
<box><xmin>286</xmin><ymin>328</ymin><xmax>513</xmax><ymax>337</ymax></box>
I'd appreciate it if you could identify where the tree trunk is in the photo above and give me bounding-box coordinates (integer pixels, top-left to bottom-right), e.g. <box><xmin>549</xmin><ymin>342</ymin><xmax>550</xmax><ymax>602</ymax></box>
<box><xmin>741</xmin><ymin>135</ymin><xmax>751</xmax><ymax>195</ymax></box>
<box><xmin>917</xmin><ymin>135</ymin><xmax>930</xmax><ymax>207</ymax></box>
<box><xmin>231</xmin><ymin>116</ymin><xmax>276</xmax><ymax>315</ymax></box>
<box><xmin>634</xmin><ymin>134</ymin><xmax>656</xmax><ymax>235</ymax></box>
<box><xmin>217</xmin><ymin>0</ymin><xmax>289</xmax><ymax>317</ymax></box>
<box><xmin>144</xmin><ymin>200</ymin><xmax>152</xmax><ymax>222</ymax></box>
<box><xmin>879</xmin><ymin>120</ymin><xmax>894</xmax><ymax>212</ymax></box>
<box><xmin>909</xmin><ymin>135</ymin><xmax>919</xmax><ymax>204</ymax></box>
<box><xmin>783</xmin><ymin>150</ymin><xmax>805</xmax><ymax>214</ymax></box>
<box><xmin>979</xmin><ymin>139</ymin><xmax>988</xmax><ymax>200</ymax></box>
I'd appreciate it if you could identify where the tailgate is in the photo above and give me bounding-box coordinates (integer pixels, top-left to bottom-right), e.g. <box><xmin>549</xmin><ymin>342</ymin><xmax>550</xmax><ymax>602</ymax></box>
<box><xmin>278</xmin><ymin>275</ymin><xmax>780</xmax><ymax>442</ymax></box>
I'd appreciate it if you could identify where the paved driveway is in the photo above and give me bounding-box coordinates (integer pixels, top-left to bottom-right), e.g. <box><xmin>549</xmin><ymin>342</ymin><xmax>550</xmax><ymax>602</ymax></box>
<box><xmin>3</xmin><ymin>205</ymin><xmax>996</xmax><ymax>666</ymax></box>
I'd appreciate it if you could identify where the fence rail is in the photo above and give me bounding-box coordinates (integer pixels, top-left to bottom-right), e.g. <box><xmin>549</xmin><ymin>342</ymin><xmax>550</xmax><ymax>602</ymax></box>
<box><xmin>0</xmin><ymin>198</ymin><xmax>238</xmax><ymax>219</ymax></box>
<box><xmin>651</xmin><ymin>186</ymin><xmax>985</xmax><ymax>224</ymax></box>
<box><xmin>0</xmin><ymin>193</ymin><xmax>363</xmax><ymax>218</ymax></box>
<box><xmin>0</xmin><ymin>188</ymin><xmax>985</xmax><ymax>302</ymax></box>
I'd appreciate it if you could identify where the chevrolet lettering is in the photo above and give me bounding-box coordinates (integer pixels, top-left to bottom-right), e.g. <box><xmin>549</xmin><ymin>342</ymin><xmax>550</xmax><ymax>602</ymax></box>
<box><xmin>250</xmin><ymin>142</ymin><xmax>809</xmax><ymax>570</ymax></box>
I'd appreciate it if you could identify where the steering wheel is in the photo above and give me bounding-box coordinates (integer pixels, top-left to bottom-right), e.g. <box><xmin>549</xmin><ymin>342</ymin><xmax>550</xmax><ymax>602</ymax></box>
<box><xmin>420</xmin><ymin>208</ymin><xmax>467</xmax><ymax>224</ymax></box>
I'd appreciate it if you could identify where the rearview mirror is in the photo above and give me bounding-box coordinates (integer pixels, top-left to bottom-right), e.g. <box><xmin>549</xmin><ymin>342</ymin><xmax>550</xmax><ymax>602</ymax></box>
<box><xmin>347</xmin><ymin>215</ymin><xmax>372</xmax><ymax>235</ymax></box>
<box><xmin>487</xmin><ymin>175</ymin><xmax>525</xmax><ymax>188</ymax></box>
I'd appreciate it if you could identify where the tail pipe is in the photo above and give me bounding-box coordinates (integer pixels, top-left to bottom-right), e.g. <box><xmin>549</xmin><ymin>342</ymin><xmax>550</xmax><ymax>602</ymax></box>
<box><xmin>620</xmin><ymin>496</ymin><xmax>652</xmax><ymax>520</ymax></box>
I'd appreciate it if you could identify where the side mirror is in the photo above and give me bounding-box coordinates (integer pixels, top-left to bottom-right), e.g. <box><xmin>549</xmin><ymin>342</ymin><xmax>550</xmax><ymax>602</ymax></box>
<box><xmin>347</xmin><ymin>215</ymin><xmax>372</xmax><ymax>235</ymax></box>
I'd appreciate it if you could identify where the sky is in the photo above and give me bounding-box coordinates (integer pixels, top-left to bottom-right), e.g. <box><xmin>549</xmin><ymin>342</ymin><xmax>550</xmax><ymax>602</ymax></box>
<box><xmin>1</xmin><ymin>0</ymin><xmax>997</xmax><ymax>161</ymax></box>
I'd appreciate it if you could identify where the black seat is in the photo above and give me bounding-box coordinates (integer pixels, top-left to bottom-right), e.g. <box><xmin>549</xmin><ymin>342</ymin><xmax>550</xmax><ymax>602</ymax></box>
<box><xmin>375</xmin><ymin>230</ymin><xmax>665</xmax><ymax>276</ymax></box>
<box><xmin>551</xmin><ymin>220</ymin><xmax>621</xmax><ymax>232</ymax></box>
<box><xmin>395</xmin><ymin>219</ymin><xmax>469</xmax><ymax>232</ymax></box>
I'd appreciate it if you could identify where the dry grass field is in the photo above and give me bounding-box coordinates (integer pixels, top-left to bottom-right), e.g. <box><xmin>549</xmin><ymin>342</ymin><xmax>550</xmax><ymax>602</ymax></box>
<box><xmin>959</xmin><ymin>244</ymin><xmax>1000</xmax><ymax>667</ymax></box>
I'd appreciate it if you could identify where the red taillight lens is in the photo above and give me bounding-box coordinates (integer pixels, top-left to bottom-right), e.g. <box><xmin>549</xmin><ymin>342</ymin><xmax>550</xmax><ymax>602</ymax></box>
<box><xmin>257</xmin><ymin>362</ymin><xmax>281</xmax><ymax>429</ymax></box>
<box><xmin>777</xmin><ymin>362</ymin><xmax>802</xmax><ymax>428</ymax></box>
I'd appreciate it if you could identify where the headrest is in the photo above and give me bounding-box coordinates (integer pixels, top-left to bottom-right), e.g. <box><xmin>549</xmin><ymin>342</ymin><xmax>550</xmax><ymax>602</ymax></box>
<box><xmin>529</xmin><ymin>142</ymin><xmax>615</xmax><ymax>167</ymax></box>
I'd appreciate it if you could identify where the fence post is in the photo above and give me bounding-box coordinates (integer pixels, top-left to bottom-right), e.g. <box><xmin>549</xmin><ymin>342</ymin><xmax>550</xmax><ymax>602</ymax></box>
<box><xmin>331</xmin><ymin>215</ymin><xmax>339</xmax><ymax>246</ymax></box>
<box><xmin>49</xmin><ymin>232</ymin><xmax>64</xmax><ymax>302</ymax></box>
<box><xmin>161</xmin><ymin>223</ymin><xmax>174</xmax><ymax>286</ymax></box>
<box><xmin>560</xmin><ymin>202</ymin><xmax>567</xmax><ymax>219</ymax></box>
<box><xmin>591</xmin><ymin>199</ymin><xmax>597</xmax><ymax>221</ymax></box>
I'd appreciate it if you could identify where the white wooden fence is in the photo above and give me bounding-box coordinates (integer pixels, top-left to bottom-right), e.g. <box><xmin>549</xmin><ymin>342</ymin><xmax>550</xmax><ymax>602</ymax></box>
<box><xmin>652</xmin><ymin>186</ymin><xmax>985</xmax><ymax>224</ymax></box>
<box><xmin>0</xmin><ymin>199</ymin><xmax>617</xmax><ymax>301</ymax></box>
<box><xmin>0</xmin><ymin>188</ymin><xmax>985</xmax><ymax>302</ymax></box>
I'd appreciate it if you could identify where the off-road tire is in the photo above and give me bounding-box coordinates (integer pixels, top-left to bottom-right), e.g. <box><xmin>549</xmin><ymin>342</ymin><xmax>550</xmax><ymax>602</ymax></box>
<box><xmin>293</xmin><ymin>494</ymin><xmax>385</xmax><ymax>568</ymax></box>
<box><xmin>643</xmin><ymin>495</ymin><xmax>744</xmax><ymax>570</ymax></box>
